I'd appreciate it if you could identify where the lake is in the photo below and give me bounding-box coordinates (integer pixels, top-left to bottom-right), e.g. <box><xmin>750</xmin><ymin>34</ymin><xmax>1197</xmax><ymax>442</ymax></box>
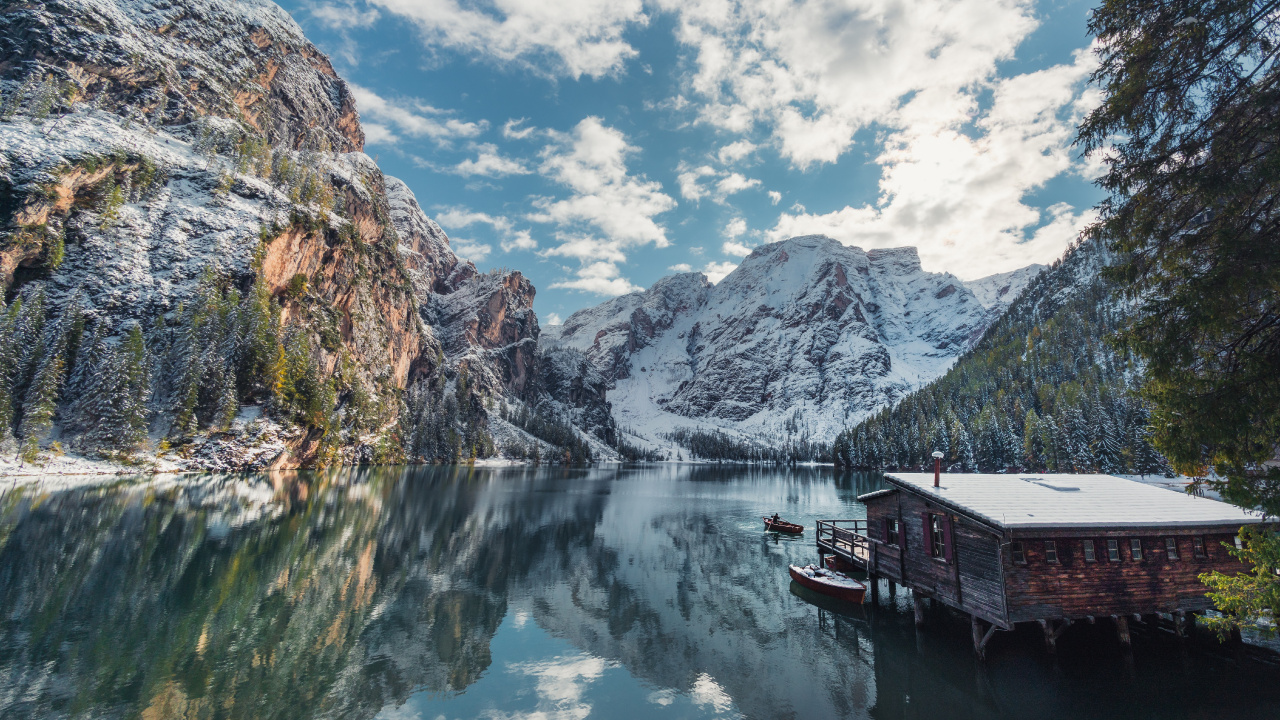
<box><xmin>2</xmin><ymin>464</ymin><xmax>1278</xmax><ymax>719</ymax></box>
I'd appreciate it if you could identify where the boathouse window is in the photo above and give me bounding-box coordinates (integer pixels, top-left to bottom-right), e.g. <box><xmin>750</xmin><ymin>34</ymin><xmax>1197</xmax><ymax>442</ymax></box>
<box><xmin>884</xmin><ymin>518</ymin><xmax>900</xmax><ymax>546</ymax></box>
<box><xmin>1193</xmin><ymin>537</ymin><xmax>1207</xmax><ymax>558</ymax></box>
<box><xmin>1011</xmin><ymin>541</ymin><xmax>1026</xmax><ymax>565</ymax></box>
<box><xmin>1130</xmin><ymin>538</ymin><xmax>1143</xmax><ymax>561</ymax></box>
<box><xmin>1044</xmin><ymin>540</ymin><xmax>1059</xmax><ymax>564</ymax></box>
<box><xmin>1083</xmin><ymin>539</ymin><xmax>1097</xmax><ymax>562</ymax></box>
<box><xmin>1165</xmin><ymin>537</ymin><xmax>1179</xmax><ymax>560</ymax></box>
<box><xmin>929</xmin><ymin>515</ymin><xmax>945</xmax><ymax>558</ymax></box>
<box><xmin>1107</xmin><ymin>538</ymin><xmax>1121</xmax><ymax>562</ymax></box>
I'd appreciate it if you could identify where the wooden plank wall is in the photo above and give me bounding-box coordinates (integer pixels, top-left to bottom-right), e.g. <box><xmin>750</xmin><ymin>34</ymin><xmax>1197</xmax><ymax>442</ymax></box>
<box><xmin>1003</xmin><ymin>529</ymin><xmax>1245</xmax><ymax>621</ymax></box>
<box><xmin>865</xmin><ymin>490</ymin><xmax>1008</xmax><ymax>626</ymax></box>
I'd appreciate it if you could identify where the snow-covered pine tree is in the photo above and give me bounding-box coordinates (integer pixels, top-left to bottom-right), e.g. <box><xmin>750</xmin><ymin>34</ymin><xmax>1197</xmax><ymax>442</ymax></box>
<box><xmin>0</xmin><ymin>298</ymin><xmax>20</xmax><ymax>449</ymax></box>
<box><xmin>18</xmin><ymin>347</ymin><xmax>64</xmax><ymax>460</ymax></box>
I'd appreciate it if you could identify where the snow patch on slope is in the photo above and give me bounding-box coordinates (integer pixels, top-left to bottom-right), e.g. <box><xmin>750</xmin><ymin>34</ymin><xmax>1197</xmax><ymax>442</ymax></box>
<box><xmin>554</xmin><ymin>235</ymin><xmax>1040</xmax><ymax>449</ymax></box>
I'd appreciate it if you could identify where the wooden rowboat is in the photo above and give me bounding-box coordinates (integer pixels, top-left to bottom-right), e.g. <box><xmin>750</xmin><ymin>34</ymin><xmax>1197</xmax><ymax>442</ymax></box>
<box><xmin>789</xmin><ymin>564</ymin><xmax>866</xmax><ymax>603</ymax></box>
<box><xmin>763</xmin><ymin>517</ymin><xmax>804</xmax><ymax>534</ymax></box>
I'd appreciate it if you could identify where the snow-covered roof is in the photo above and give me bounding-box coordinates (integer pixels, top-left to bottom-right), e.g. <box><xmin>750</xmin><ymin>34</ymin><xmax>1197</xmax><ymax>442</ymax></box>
<box><xmin>880</xmin><ymin>473</ymin><xmax>1264</xmax><ymax>530</ymax></box>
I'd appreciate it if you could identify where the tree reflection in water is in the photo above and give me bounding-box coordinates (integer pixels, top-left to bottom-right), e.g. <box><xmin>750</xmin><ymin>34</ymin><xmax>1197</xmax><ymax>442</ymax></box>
<box><xmin>0</xmin><ymin>465</ymin><xmax>1277</xmax><ymax>720</ymax></box>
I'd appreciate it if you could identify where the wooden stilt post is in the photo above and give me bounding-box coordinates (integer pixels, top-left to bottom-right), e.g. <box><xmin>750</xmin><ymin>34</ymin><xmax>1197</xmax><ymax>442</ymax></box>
<box><xmin>869</xmin><ymin>573</ymin><xmax>879</xmax><ymax>605</ymax></box>
<box><xmin>913</xmin><ymin>594</ymin><xmax>927</xmax><ymax>627</ymax></box>
<box><xmin>1174</xmin><ymin>610</ymin><xmax>1188</xmax><ymax>639</ymax></box>
<box><xmin>1040</xmin><ymin>619</ymin><xmax>1057</xmax><ymax>654</ymax></box>
<box><xmin>972</xmin><ymin>615</ymin><xmax>985</xmax><ymax>658</ymax></box>
<box><xmin>1115</xmin><ymin>615</ymin><xmax>1132</xmax><ymax>649</ymax></box>
<box><xmin>971</xmin><ymin>614</ymin><xmax>998</xmax><ymax>660</ymax></box>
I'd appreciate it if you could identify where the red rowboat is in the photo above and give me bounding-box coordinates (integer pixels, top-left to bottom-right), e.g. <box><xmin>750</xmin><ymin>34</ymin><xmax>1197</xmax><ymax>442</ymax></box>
<box><xmin>788</xmin><ymin>564</ymin><xmax>866</xmax><ymax>603</ymax></box>
<box><xmin>763</xmin><ymin>517</ymin><xmax>804</xmax><ymax>534</ymax></box>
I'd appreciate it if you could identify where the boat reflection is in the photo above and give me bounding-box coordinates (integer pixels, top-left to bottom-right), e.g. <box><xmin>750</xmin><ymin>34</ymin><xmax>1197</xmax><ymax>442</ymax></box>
<box><xmin>0</xmin><ymin>465</ymin><xmax>1276</xmax><ymax>720</ymax></box>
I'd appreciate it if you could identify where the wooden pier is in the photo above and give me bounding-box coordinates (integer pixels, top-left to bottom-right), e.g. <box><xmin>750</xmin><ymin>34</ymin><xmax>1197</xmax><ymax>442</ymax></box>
<box><xmin>815</xmin><ymin>473</ymin><xmax>1264</xmax><ymax>659</ymax></box>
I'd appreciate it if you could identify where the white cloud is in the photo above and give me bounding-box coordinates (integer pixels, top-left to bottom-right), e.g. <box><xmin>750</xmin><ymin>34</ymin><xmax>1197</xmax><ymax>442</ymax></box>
<box><xmin>714</xmin><ymin>172</ymin><xmax>760</xmax><ymax>198</ymax></box>
<box><xmin>361</xmin><ymin>122</ymin><xmax>397</xmax><ymax>146</ymax></box>
<box><xmin>768</xmin><ymin>48</ymin><xmax>1099</xmax><ymax>278</ymax></box>
<box><xmin>767</xmin><ymin>190</ymin><xmax>782</xmax><ymax>205</ymax></box>
<box><xmin>434</xmin><ymin>206</ymin><xmax>538</xmax><ymax>254</ymax></box>
<box><xmin>544</xmin><ymin>312</ymin><xmax>563</xmax><ymax>325</ymax></box>
<box><xmin>434</xmin><ymin>207</ymin><xmax>513</xmax><ymax>233</ymax></box>
<box><xmin>532</xmin><ymin>118</ymin><xmax>676</xmax><ymax>248</ymax></box>
<box><xmin>550</xmin><ymin>261</ymin><xmax>644</xmax><ymax>296</ymax></box>
<box><xmin>722</xmin><ymin>241</ymin><xmax>751</xmax><ymax>257</ymax></box>
<box><xmin>350</xmin><ymin>85</ymin><xmax>485</xmax><ymax>146</ymax></box>
<box><xmin>371</xmin><ymin>0</ymin><xmax>648</xmax><ymax>79</ymax></box>
<box><xmin>451</xmin><ymin>143</ymin><xmax>531</xmax><ymax>177</ymax></box>
<box><xmin>309</xmin><ymin>1</ymin><xmax>380</xmax><ymax>29</ymax></box>
<box><xmin>451</xmin><ymin>238</ymin><xmax>492</xmax><ymax>262</ymax></box>
<box><xmin>660</xmin><ymin>0</ymin><xmax>1040</xmax><ymax>169</ymax></box>
<box><xmin>722</xmin><ymin>217</ymin><xmax>747</xmax><ymax>239</ymax></box>
<box><xmin>501</xmin><ymin>229</ymin><xmax>539</xmax><ymax>252</ymax></box>
<box><xmin>677</xmin><ymin>164</ymin><xmax>759</xmax><ymax>204</ymax></box>
<box><xmin>668</xmin><ymin>263</ymin><xmax>693</xmax><ymax>272</ymax></box>
<box><xmin>717</xmin><ymin>140</ymin><xmax>757</xmax><ymax>164</ymax></box>
<box><xmin>503</xmin><ymin>117</ymin><xmax>537</xmax><ymax>139</ymax></box>
<box><xmin>677</xmin><ymin>163</ymin><xmax>717</xmax><ymax>202</ymax></box>
<box><xmin>532</xmin><ymin>117</ymin><xmax>676</xmax><ymax>295</ymax></box>
<box><xmin>702</xmin><ymin>261</ymin><xmax>738</xmax><ymax>283</ymax></box>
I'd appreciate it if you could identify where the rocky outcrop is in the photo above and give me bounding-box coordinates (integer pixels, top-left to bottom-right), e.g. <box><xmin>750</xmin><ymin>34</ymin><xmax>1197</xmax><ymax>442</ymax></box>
<box><xmin>0</xmin><ymin>0</ymin><xmax>363</xmax><ymax>152</ymax></box>
<box><xmin>425</xmin><ymin>269</ymin><xmax>539</xmax><ymax>398</ymax></box>
<box><xmin>386</xmin><ymin>176</ymin><xmax>460</xmax><ymax>296</ymax></box>
<box><xmin>962</xmin><ymin>263</ymin><xmax>1047</xmax><ymax>330</ymax></box>
<box><xmin>551</xmin><ymin>235</ymin><xmax>1039</xmax><ymax>447</ymax></box>
<box><xmin>0</xmin><ymin>0</ymin><xmax>454</xmax><ymax>469</ymax></box>
<box><xmin>0</xmin><ymin>0</ymin><xmax>618</xmax><ymax>468</ymax></box>
<box><xmin>382</xmin><ymin>185</ymin><xmax>617</xmax><ymax>447</ymax></box>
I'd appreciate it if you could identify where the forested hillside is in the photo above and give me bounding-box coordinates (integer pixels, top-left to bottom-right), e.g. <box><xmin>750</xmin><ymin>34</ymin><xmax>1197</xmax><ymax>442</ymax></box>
<box><xmin>832</xmin><ymin>238</ymin><xmax>1169</xmax><ymax>475</ymax></box>
<box><xmin>0</xmin><ymin>0</ymin><xmax>614</xmax><ymax>471</ymax></box>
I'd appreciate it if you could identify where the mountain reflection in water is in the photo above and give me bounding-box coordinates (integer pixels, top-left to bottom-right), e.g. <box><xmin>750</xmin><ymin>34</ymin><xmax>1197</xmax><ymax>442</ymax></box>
<box><xmin>1</xmin><ymin>465</ymin><xmax>1278</xmax><ymax>720</ymax></box>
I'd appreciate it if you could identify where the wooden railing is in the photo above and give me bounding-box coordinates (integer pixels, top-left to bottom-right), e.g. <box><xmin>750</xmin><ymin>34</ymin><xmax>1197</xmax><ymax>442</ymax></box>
<box><xmin>816</xmin><ymin>519</ymin><xmax>870</xmax><ymax>565</ymax></box>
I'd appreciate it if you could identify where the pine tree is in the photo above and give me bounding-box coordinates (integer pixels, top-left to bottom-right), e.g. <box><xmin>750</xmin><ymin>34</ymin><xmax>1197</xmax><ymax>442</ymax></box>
<box><xmin>18</xmin><ymin>348</ymin><xmax>64</xmax><ymax>460</ymax></box>
<box><xmin>0</xmin><ymin>298</ymin><xmax>21</xmax><ymax>450</ymax></box>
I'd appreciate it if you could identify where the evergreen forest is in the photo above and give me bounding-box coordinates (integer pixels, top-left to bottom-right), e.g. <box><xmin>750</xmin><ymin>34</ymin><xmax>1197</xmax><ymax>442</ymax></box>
<box><xmin>832</xmin><ymin>238</ymin><xmax>1169</xmax><ymax>476</ymax></box>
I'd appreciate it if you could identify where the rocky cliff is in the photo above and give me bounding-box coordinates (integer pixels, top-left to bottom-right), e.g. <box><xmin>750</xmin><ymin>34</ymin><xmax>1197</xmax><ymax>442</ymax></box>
<box><xmin>0</xmin><ymin>0</ymin><xmax>611</xmax><ymax>471</ymax></box>
<box><xmin>547</xmin><ymin>235</ymin><xmax>1041</xmax><ymax>454</ymax></box>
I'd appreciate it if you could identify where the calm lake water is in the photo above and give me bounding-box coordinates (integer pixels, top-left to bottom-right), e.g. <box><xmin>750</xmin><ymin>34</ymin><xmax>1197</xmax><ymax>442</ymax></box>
<box><xmin>2</xmin><ymin>464</ymin><xmax>1278</xmax><ymax>719</ymax></box>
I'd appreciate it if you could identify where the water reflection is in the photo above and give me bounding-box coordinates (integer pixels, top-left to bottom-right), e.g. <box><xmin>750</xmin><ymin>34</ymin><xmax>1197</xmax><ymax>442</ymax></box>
<box><xmin>0</xmin><ymin>465</ymin><xmax>1276</xmax><ymax>720</ymax></box>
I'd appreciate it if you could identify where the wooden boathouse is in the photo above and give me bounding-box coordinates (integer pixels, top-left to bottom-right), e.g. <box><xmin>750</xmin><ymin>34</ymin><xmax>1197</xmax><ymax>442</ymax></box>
<box><xmin>816</xmin><ymin>472</ymin><xmax>1265</xmax><ymax>658</ymax></box>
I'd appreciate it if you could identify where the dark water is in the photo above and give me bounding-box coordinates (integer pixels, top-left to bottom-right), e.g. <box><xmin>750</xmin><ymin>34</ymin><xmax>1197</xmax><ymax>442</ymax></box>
<box><xmin>1</xmin><ymin>465</ymin><xmax>1278</xmax><ymax>720</ymax></box>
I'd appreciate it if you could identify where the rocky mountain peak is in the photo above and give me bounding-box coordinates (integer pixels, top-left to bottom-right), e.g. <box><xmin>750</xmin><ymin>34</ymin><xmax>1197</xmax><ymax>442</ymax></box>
<box><xmin>553</xmin><ymin>233</ymin><xmax>1042</xmax><ymax>453</ymax></box>
<box><xmin>0</xmin><ymin>0</ymin><xmax>363</xmax><ymax>152</ymax></box>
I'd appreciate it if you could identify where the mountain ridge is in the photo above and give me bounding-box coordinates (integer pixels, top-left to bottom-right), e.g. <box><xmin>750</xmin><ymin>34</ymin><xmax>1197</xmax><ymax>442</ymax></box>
<box><xmin>547</xmin><ymin>234</ymin><xmax>1044</xmax><ymax>456</ymax></box>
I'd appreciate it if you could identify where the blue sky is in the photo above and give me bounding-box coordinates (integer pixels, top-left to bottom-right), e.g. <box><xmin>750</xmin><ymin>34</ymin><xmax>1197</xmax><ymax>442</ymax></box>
<box><xmin>280</xmin><ymin>0</ymin><xmax>1103</xmax><ymax>323</ymax></box>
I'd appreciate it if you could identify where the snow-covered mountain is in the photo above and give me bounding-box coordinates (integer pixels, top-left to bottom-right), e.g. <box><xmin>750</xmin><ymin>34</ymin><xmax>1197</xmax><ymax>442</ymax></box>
<box><xmin>0</xmin><ymin>0</ymin><xmax>614</xmax><ymax>470</ymax></box>
<box><xmin>963</xmin><ymin>264</ymin><xmax>1047</xmax><ymax>325</ymax></box>
<box><xmin>546</xmin><ymin>235</ymin><xmax>1042</xmax><ymax>452</ymax></box>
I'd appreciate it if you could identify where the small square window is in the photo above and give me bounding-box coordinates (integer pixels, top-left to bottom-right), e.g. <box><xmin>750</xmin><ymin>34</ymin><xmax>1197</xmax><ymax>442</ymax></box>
<box><xmin>1107</xmin><ymin>538</ymin><xmax>1120</xmax><ymax>562</ymax></box>
<box><xmin>1130</xmin><ymin>538</ymin><xmax>1144</xmax><ymax>561</ymax></box>
<box><xmin>1165</xmin><ymin>537</ymin><xmax>1179</xmax><ymax>560</ymax></box>
<box><xmin>1083</xmin><ymin>539</ymin><xmax>1096</xmax><ymax>563</ymax></box>
<box><xmin>886</xmin><ymin>519</ymin><xmax>900</xmax><ymax>547</ymax></box>
<box><xmin>1044</xmin><ymin>540</ymin><xmax>1059</xmax><ymax>564</ymax></box>
<box><xmin>1012</xmin><ymin>541</ymin><xmax>1026</xmax><ymax>565</ymax></box>
<box><xmin>1193</xmin><ymin>536</ymin><xmax>1207</xmax><ymax>558</ymax></box>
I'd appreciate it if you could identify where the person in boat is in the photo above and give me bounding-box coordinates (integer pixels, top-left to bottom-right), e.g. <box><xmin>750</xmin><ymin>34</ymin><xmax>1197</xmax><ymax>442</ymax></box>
<box><xmin>771</xmin><ymin>513</ymin><xmax>780</xmax><ymax>524</ymax></box>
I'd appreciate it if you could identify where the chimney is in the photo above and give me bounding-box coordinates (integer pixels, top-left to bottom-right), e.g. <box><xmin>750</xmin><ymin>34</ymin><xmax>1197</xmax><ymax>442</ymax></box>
<box><xmin>932</xmin><ymin>451</ymin><xmax>944</xmax><ymax>487</ymax></box>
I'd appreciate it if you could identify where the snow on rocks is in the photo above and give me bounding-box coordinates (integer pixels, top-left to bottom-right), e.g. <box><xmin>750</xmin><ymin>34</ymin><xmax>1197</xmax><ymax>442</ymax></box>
<box><xmin>553</xmin><ymin>235</ymin><xmax>1044</xmax><ymax>448</ymax></box>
